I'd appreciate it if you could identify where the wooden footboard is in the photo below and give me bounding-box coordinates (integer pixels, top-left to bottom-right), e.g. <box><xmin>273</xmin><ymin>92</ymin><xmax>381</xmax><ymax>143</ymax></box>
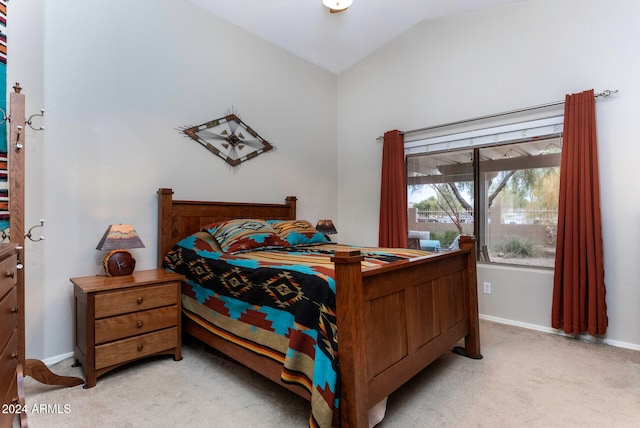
<box><xmin>333</xmin><ymin>236</ymin><xmax>480</xmax><ymax>427</ymax></box>
<box><xmin>157</xmin><ymin>189</ymin><xmax>480</xmax><ymax>428</ymax></box>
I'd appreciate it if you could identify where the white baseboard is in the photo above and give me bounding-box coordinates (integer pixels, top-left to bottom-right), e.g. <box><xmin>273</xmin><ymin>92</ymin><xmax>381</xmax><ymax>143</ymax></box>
<box><xmin>479</xmin><ymin>314</ymin><xmax>640</xmax><ymax>351</ymax></box>
<box><xmin>36</xmin><ymin>319</ymin><xmax>640</xmax><ymax>366</ymax></box>
<box><xmin>40</xmin><ymin>351</ymin><xmax>75</xmax><ymax>367</ymax></box>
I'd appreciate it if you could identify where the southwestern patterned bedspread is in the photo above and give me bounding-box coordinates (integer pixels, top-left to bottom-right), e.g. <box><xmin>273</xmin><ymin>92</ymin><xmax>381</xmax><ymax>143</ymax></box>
<box><xmin>163</xmin><ymin>231</ymin><xmax>431</xmax><ymax>428</ymax></box>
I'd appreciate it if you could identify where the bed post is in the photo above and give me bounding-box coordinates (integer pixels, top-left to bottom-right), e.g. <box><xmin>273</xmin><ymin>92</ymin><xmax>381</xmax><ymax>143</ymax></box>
<box><xmin>157</xmin><ymin>188</ymin><xmax>174</xmax><ymax>268</ymax></box>
<box><xmin>332</xmin><ymin>250</ymin><xmax>368</xmax><ymax>428</ymax></box>
<box><xmin>455</xmin><ymin>236</ymin><xmax>482</xmax><ymax>359</ymax></box>
<box><xmin>285</xmin><ymin>196</ymin><xmax>297</xmax><ymax>220</ymax></box>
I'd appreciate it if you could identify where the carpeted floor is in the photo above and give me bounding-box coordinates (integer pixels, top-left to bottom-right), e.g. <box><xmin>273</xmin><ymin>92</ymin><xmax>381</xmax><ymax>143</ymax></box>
<box><xmin>19</xmin><ymin>320</ymin><xmax>640</xmax><ymax>427</ymax></box>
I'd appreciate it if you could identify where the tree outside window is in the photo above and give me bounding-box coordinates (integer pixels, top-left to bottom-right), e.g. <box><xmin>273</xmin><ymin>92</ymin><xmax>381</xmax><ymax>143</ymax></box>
<box><xmin>407</xmin><ymin>138</ymin><xmax>561</xmax><ymax>268</ymax></box>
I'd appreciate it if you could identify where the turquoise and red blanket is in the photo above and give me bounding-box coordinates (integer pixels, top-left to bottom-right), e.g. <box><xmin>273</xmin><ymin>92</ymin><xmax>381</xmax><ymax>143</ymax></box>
<box><xmin>164</xmin><ymin>233</ymin><xmax>429</xmax><ymax>428</ymax></box>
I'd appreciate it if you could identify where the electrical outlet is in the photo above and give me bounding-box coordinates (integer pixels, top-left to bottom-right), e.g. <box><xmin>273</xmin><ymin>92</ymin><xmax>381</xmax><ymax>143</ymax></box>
<box><xmin>483</xmin><ymin>282</ymin><xmax>492</xmax><ymax>294</ymax></box>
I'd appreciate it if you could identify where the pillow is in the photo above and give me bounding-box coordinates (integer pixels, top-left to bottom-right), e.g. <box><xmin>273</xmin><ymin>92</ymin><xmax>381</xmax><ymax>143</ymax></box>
<box><xmin>193</xmin><ymin>231</ymin><xmax>224</xmax><ymax>253</ymax></box>
<box><xmin>209</xmin><ymin>219</ymin><xmax>290</xmax><ymax>253</ymax></box>
<box><xmin>201</xmin><ymin>220</ymin><xmax>227</xmax><ymax>236</ymax></box>
<box><xmin>268</xmin><ymin>219</ymin><xmax>329</xmax><ymax>246</ymax></box>
<box><xmin>175</xmin><ymin>231</ymin><xmax>223</xmax><ymax>253</ymax></box>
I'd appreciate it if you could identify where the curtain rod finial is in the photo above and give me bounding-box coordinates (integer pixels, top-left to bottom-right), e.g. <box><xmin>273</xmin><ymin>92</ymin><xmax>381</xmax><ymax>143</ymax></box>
<box><xmin>595</xmin><ymin>89</ymin><xmax>619</xmax><ymax>98</ymax></box>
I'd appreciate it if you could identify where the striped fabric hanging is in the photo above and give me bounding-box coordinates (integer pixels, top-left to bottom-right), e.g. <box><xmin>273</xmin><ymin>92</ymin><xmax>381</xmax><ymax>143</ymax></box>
<box><xmin>0</xmin><ymin>0</ymin><xmax>7</xmax><ymax>233</ymax></box>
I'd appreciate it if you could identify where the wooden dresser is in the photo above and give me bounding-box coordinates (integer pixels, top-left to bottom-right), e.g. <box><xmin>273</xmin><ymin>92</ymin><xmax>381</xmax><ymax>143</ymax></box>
<box><xmin>0</xmin><ymin>244</ymin><xmax>23</xmax><ymax>428</ymax></box>
<box><xmin>70</xmin><ymin>269</ymin><xmax>184</xmax><ymax>388</ymax></box>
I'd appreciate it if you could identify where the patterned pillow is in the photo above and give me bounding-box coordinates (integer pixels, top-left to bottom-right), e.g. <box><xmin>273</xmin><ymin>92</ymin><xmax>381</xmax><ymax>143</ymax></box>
<box><xmin>190</xmin><ymin>231</ymin><xmax>223</xmax><ymax>253</ymax></box>
<box><xmin>209</xmin><ymin>219</ymin><xmax>290</xmax><ymax>253</ymax></box>
<box><xmin>201</xmin><ymin>220</ymin><xmax>227</xmax><ymax>236</ymax></box>
<box><xmin>173</xmin><ymin>231</ymin><xmax>223</xmax><ymax>260</ymax></box>
<box><xmin>268</xmin><ymin>219</ymin><xmax>329</xmax><ymax>246</ymax></box>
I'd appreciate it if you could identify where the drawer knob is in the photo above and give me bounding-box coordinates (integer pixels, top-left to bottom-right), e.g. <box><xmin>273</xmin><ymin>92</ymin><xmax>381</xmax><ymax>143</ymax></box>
<box><xmin>136</xmin><ymin>320</ymin><xmax>143</xmax><ymax>328</ymax></box>
<box><xmin>11</xmin><ymin>306</ymin><xmax>19</xmax><ymax>313</ymax></box>
<box><xmin>11</xmin><ymin>397</ymin><xmax>19</xmax><ymax>405</ymax></box>
<box><xmin>6</xmin><ymin>270</ymin><xmax>15</xmax><ymax>278</ymax></box>
<box><xmin>136</xmin><ymin>297</ymin><xmax>144</xmax><ymax>305</ymax></box>
<box><xmin>11</xmin><ymin>352</ymin><xmax>19</xmax><ymax>359</ymax></box>
<box><xmin>137</xmin><ymin>344</ymin><xmax>144</xmax><ymax>352</ymax></box>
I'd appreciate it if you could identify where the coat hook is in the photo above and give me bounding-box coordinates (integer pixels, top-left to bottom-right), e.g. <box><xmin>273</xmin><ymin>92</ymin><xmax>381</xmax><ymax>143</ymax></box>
<box><xmin>26</xmin><ymin>109</ymin><xmax>45</xmax><ymax>131</ymax></box>
<box><xmin>14</xmin><ymin>125</ymin><xmax>23</xmax><ymax>150</ymax></box>
<box><xmin>25</xmin><ymin>219</ymin><xmax>45</xmax><ymax>242</ymax></box>
<box><xmin>0</xmin><ymin>220</ymin><xmax>46</xmax><ymax>243</ymax></box>
<box><xmin>0</xmin><ymin>107</ymin><xmax>8</xmax><ymax>126</ymax></box>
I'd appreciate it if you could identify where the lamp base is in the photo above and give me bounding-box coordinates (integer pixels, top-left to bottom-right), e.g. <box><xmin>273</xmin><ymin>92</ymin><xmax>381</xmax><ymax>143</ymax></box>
<box><xmin>103</xmin><ymin>249</ymin><xmax>136</xmax><ymax>276</ymax></box>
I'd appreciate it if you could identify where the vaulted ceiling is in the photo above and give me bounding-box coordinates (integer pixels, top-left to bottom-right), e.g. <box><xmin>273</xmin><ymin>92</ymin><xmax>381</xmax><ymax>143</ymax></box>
<box><xmin>189</xmin><ymin>0</ymin><xmax>521</xmax><ymax>74</ymax></box>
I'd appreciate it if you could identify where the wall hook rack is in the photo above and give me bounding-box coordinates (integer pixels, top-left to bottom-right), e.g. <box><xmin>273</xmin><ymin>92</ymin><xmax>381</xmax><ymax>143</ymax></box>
<box><xmin>6</xmin><ymin>82</ymin><xmax>85</xmax><ymax>389</ymax></box>
<box><xmin>14</xmin><ymin>108</ymin><xmax>45</xmax><ymax>151</ymax></box>
<box><xmin>3</xmin><ymin>83</ymin><xmax>45</xmax><ymax>151</ymax></box>
<box><xmin>0</xmin><ymin>219</ymin><xmax>45</xmax><ymax>243</ymax></box>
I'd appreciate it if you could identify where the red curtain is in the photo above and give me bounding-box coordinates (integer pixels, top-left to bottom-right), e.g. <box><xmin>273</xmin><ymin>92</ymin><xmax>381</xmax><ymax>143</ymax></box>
<box><xmin>551</xmin><ymin>89</ymin><xmax>608</xmax><ymax>336</ymax></box>
<box><xmin>379</xmin><ymin>130</ymin><xmax>408</xmax><ymax>248</ymax></box>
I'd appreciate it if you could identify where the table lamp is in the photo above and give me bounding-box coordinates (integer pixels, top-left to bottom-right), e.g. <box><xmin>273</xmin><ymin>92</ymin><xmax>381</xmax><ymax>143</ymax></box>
<box><xmin>96</xmin><ymin>224</ymin><xmax>145</xmax><ymax>276</ymax></box>
<box><xmin>316</xmin><ymin>219</ymin><xmax>338</xmax><ymax>242</ymax></box>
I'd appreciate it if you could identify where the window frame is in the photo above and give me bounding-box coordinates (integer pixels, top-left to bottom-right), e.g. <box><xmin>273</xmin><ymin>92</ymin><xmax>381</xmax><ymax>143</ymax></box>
<box><xmin>405</xmin><ymin>116</ymin><xmax>563</xmax><ymax>269</ymax></box>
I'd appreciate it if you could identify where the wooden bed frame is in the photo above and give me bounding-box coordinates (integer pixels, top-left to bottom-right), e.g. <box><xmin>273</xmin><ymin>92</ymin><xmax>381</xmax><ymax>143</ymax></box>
<box><xmin>157</xmin><ymin>188</ymin><xmax>481</xmax><ymax>427</ymax></box>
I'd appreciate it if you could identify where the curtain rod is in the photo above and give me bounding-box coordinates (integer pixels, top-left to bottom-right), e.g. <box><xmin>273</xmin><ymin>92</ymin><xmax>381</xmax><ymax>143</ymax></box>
<box><xmin>377</xmin><ymin>89</ymin><xmax>618</xmax><ymax>140</ymax></box>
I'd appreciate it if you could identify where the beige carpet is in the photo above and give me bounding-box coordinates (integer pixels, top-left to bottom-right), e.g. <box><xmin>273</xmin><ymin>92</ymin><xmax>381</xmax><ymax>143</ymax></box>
<box><xmin>19</xmin><ymin>321</ymin><xmax>640</xmax><ymax>427</ymax></box>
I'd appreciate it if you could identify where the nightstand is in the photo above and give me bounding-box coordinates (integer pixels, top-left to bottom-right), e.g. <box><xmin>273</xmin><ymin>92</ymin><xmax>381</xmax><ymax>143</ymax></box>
<box><xmin>70</xmin><ymin>269</ymin><xmax>184</xmax><ymax>388</ymax></box>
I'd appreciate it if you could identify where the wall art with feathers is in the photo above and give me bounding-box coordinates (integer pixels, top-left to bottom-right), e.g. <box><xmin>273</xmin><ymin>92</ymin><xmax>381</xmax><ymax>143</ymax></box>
<box><xmin>179</xmin><ymin>110</ymin><xmax>274</xmax><ymax>168</ymax></box>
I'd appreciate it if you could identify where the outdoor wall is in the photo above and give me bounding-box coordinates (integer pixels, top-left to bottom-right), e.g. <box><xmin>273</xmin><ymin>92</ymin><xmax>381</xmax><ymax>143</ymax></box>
<box><xmin>338</xmin><ymin>0</ymin><xmax>640</xmax><ymax>348</ymax></box>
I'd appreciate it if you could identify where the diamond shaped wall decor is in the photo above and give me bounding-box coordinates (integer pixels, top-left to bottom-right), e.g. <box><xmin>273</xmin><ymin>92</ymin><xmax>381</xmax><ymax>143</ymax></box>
<box><xmin>180</xmin><ymin>112</ymin><xmax>274</xmax><ymax>168</ymax></box>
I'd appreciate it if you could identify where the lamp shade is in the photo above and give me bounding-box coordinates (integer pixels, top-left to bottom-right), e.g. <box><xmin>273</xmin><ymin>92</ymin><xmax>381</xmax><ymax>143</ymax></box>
<box><xmin>322</xmin><ymin>0</ymin><xmax>353</xmax><ymax>13</ymax></box>
<box><xmin>96</xmin><ymin>224</ymin><xmax>145</xmax><ymax>251</ymax></box>
<box><xmin>315</xmin><ymin>219</ymin><xmax>338</xmax><ymax>236</ymax></box>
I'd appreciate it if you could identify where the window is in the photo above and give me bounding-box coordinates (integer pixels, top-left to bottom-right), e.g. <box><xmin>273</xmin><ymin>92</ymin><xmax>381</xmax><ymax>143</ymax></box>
<box><xmin>406</xmin><ymin>117</ymin><xmax>562</xmax><ymax>268</ymax></box>
<box><xmin>407</xmin><ymin>149</ymin><xmax>474</xmax><ymax>251</ymax></box>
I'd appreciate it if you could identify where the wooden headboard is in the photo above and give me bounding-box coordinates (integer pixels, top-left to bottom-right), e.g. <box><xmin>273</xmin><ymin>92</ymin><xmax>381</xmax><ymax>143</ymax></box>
<box><xmin>157</xmin><ymin>188</ymin><xmax>297</xmax><ymax>267</ymax></box>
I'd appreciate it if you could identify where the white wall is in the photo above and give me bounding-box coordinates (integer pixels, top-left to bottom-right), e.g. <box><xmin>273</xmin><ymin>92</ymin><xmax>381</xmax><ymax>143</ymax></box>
<box><xmin>10</xmin><ymin>0</ymin><xmax>338</xmax><ymax>361</ymax></box>
<box><xmin>338</xmin><ymin>0</ymin><xmax>640</xmax><ymax>348</ymax></box>
<box><xmin>9</xmin><ymin>0</ymin><xmax>47</xmax><ymax>359</ymax></box>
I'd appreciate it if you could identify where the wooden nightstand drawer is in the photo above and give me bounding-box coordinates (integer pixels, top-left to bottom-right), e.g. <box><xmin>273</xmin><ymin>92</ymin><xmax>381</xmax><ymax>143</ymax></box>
<box><xmin>0</xmin><ymin>287</ymin><xmax>18</xmax><ymax>351</ymax></box>
<box><xmin>95</xmin><ymin>305</ymin><xmax>178</xmax><ymax>344</ymax></box>
<box><xmin>95</xmin><ymin>327</ymin><xmax>178</xmax><ymax>370</ymax></box>
<box><xmin>0</xmin><ymin>254</ymin><xmax>17</xmax><ymax>299</ymax></box>
<box><xmin>95</xmin><ymin>282</ymin><xmax>178</xmax><ymax>318</ymax></box>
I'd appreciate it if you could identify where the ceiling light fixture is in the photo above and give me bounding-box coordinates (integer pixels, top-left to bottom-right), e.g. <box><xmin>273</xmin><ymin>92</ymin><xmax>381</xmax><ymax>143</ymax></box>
<box><xmin>323</xmin><ymin>0</ymin><xmax>353</xmax><ymax>13</ymax></box>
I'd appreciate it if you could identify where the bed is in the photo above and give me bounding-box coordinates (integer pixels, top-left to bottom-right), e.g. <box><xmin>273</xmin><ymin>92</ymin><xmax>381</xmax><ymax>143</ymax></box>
<box><xmin>156</xmin><ymin>188</ymin><xmax>481</xmax><ymax>427</ymax></box>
